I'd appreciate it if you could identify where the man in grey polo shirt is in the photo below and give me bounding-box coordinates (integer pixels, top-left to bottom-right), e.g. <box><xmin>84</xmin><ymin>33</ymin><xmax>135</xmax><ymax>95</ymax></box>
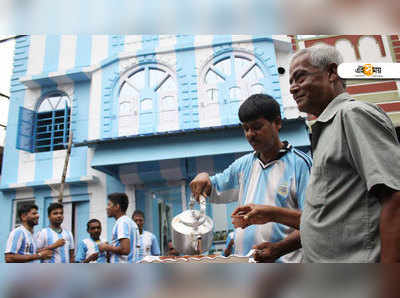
<box><xmin>233</xmin><ymin>44</ymin><xmax>400</xmax><ymax>262</ymax></box>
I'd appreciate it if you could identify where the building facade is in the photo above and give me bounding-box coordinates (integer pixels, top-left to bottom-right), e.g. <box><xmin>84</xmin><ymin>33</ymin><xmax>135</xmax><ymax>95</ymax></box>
<box><xmin>0</xmin><ymin>35</ymin><xmax>311</xmax><ymax>259</ymax></box>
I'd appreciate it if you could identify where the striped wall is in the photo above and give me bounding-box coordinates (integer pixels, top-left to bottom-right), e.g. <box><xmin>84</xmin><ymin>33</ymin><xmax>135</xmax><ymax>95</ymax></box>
<box><xmin>0</xmin><ymin>35</ymin><xmax>311</xmax><ymax>256</ymax></box>
<box><xmin>2</xmin><ymin>35</ymin><xmax>305</xmax><ymax>188</ymax></box>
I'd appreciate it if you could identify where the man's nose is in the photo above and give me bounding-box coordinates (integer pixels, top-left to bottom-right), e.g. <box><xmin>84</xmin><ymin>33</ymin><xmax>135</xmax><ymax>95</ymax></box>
<box><xmin>246</xmin><ymin>129</ymin><xmax>255</xmax><ymax>138</ymax></box>
<box><xmin>290</xmin><ymin>83</ymin><xmax>299</xmax><ymax>94</ymax></box>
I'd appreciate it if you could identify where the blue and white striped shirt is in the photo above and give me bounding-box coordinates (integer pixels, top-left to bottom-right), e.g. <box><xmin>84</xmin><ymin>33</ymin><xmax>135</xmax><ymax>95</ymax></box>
<box><xmin>110</xmin><ymin>215</ymin><xmax>139</xmax><ymax>263</ymax></box>
<box><xmin>137</xmin><ymin>231</ymin><xmax>160</xmax><ymax>262</ymax></box>
<box><xmin>36</xmin><ymin>227</ymin><xmax>74</xmax><ymax>263</ymax></box>
<box><xmin>210</xmin><ymin>144</ymin><xmax>311</xmax><ymax>262</ymax></box>
<box><xmin>5</xmin><ymin>225</ymin><xmax>39</xmax><ymax>263</ymax></box>
<box><xmin>75</xmin><ymin>238</ymin><xmax>107</xmax><ymax>263</ymax></box>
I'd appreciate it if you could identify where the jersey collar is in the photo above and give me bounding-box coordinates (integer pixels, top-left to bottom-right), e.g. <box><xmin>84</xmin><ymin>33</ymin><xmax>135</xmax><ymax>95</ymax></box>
<box><xmin>256</xmin><ymin>141</ymin><xmax>291</xmax><ymax>169</ymax></box>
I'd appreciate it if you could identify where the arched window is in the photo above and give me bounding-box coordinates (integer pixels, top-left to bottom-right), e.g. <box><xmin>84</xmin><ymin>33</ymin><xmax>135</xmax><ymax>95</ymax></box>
<box><xmin>118</xmin><ymin>64</ymin><xmax>178</xmax><ymax>134</ymax></box>
<box><xmin>34</xmin><ymin>92</ymin><xmax>70</xmax><ymax>152</ymax></box>
<box><xmin>200</xmin><ymin>51</ymin><xmax>268</xmax><ymax>125</ymax></box>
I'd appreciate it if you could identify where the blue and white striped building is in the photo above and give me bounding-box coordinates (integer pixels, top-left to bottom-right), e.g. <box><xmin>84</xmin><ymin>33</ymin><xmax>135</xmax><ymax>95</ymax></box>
<box><xmin>0</xmin><ymin>35</ymin><xmax>310</xmax><ymax>260</ymax></box>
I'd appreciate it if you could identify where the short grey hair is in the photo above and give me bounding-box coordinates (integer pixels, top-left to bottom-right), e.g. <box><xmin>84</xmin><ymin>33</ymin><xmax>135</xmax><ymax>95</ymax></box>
<box><xmin>290</xmin><ymin>44</ymin><xmax>346</xmax><ymax>88</ymax></box>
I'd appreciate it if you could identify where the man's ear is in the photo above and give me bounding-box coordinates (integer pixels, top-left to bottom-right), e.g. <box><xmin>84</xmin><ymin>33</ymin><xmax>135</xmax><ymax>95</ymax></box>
<box><xmin>327</xmin><ymin>63</ymin><xmax>339</xmax><ymax>83</ymax></box>
<box><xmin>274</xmin><ymin>117</ymin><xmax>282</xmax><ymax>130</ymax></box>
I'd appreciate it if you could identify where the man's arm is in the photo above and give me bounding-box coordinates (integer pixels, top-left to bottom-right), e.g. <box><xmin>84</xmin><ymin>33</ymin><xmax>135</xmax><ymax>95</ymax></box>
<box><xmin>253</xmin><ymin>230</ymin><xmax>301</xmax><ymax>263</ymax></box>
<box><xmin>232</xmin><ymin>204</ymin><xmax>301</xmax><ymax>229</ymax></box>
<box><xmin>5</xmin><ymin>253</ymin><xmax>41</xmax><ymax>263</ymax></box>
<box><xmin>5</xmin><ymin>250</ymin><xmax>53</xmax><ymax>263</ymax></box>
<box><xmin>190</xmin><ymin>157</ymin><xmax>244</xmax><ymax>204</ymax></box>
<box><xmin>378</xmin><ymin>188</ymin><xmax>400</xmax><ymax>263</ymax></box>
<box><xmin>39</xmin><ymin>238</ymin><xmax>66</xmax><ymax>251</ymax></box>
<box><xmin>99</xmin><ymin>238</ymin><xmax>130</xmax><ymax>255</ymax></box>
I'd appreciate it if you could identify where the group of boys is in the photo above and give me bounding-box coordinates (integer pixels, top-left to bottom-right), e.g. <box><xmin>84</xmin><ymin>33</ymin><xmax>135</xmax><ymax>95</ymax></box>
<box><xmin>4</xmin><ymin>192</ymin><xmax>160</xmax><ymax>263</ymax></box>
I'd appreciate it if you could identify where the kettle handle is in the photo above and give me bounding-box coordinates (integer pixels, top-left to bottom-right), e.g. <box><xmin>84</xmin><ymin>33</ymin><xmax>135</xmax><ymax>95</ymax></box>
<box><xmin>189</xmin><ymin>195</ymin><xmax>206</xmax><ymax>221</ymax></box>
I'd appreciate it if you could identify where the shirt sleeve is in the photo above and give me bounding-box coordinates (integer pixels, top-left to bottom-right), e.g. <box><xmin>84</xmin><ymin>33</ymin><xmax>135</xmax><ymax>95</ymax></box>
<box><xmin>75</xmin><ymin>241</ymin><xmax>87</xmax><ymax>263</ymax></box>
<box><xmin>117</xmin><ymin>221</ymin><xmax>130</xmax><ymax>240</ymax></box>
<box><xmin>5</xmin><ymin>229</ymin><xmax>22</xmax><ymax>254</ymax></box>
<box><xmin>342</xmin><ymin>103</ymin><xmax>400</xmax><ymax>192</ymax></box>
<box><xmin>151</xmin><ymin>234</ymin><xmax>161</xmax><ymax>256</ymax></box>
<box><xmin>209</xmin><ymin>156</ymin><xmax>245</xmax><ymax>204</ymax></box>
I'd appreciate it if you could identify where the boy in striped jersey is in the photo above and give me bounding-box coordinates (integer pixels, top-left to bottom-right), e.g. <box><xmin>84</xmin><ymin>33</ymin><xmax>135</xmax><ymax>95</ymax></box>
<box><xmin>190</xmin><ymin>94</ymin><xmax>311</xmax><ymax>262</ymax></box>
<box><xmin>76</xmin><ymin>219</ymin><xmax>107</xmax><ymax>263</ymax></box>
<box><xmin>98</xmin><ymin>193</ymin><xmax>139</xmax><ymax>263</ymax></box>
<box><xmin>132</xmin><ymin>210</ymin><xmax>160</xmax><ymax>262</ymax></box>
<box><xmin>36</xmin><ymin>203</ymin><xmax>75</xmax><ymax>263</ymax></box>
<box><xmin>5</xmin><ymin>203</ymin><xmax>52</xmax><ymax>263</ymax></box>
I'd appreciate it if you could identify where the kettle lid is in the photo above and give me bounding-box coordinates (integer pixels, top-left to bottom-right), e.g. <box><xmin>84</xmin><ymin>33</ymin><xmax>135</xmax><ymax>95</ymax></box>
<box><xmin>178</xmin><ymin>210</ymin><xmax>206</xmax><ymax>227</ymax></box>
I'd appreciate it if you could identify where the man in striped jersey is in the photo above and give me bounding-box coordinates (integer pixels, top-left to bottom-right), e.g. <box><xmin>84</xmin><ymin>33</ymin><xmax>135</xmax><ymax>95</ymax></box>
<box><xmin>5</xmin><ymin>203</ymin><xmax>52</xmax><ymax>263</ymax></box>
<box><xmin>76</xmin><ymin>219</ymin><xmax>107</xmax><ymax>263</ymax></box>
<box><xmin>190</xmin><ymin>94</ymin><xmax>311</xmax><ymax>262</ymax></box>
<box><xmin>132</xmin><ymin>210</ymin><xmax>160</xmax><ymax>262</ymax></box>
<box><xmin>98</xmin><ymin>193</ymin><xmax>139</xmax><ymax>263</ymax></box>
<box><xmin>36</xmin><ymin>202</ymin><xmax>75</xmax><ymax>263</ymax></box>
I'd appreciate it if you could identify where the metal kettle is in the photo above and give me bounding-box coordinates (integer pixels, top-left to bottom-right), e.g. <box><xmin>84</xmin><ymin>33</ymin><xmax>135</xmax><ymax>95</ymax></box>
<box><xmin>171</xmin><ymin>196</ymin><xmax>214</xmax><ymax>255</ymax></box>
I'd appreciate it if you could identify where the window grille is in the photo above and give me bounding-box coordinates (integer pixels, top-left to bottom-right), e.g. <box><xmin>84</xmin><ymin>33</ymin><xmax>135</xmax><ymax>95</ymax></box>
<box><xmin>34</xmin><ymin>93</ymin><xmax>70</xmax><ymax>152</ymax></box>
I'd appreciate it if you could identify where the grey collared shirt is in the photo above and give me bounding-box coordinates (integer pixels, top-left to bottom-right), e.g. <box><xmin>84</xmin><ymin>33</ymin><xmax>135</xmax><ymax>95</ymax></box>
<box><xmin>300</xmin><ymin>92</ymin><xmax>400</xmax><ymax>262</ymax></box>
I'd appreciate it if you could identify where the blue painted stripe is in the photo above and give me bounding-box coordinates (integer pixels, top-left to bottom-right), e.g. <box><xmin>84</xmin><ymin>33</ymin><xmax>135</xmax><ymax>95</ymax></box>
<box><xmin>43</xmin><ymin>35</ymin><xmax>61</xmax><ymax>73</ymax></box>
<box><xmin>137</xmin><ymin>35</ymin><xmax>159</xmax><ymax>56</ymax></box>
<box><xmin>75</xmin><ymin>35</ymin><xmax>92</xmax><ymax>67</ymax></box>
<box><xmin>112</xmin><ymin>36</ymin><xmax>124</xmax><ymax>138</ymax></box>
<box><xmin>137</xmin><ymin>36</ymin><xmax>159</xmax><ymax>135</ymax></box>
<box><xmin>175</xmin><ymin>35</ymin><xmax>199</xmax><ymax>130</ymax></box>
<box><xmin>212</xmin><ymin>35</ymin><xmax>233</xmax><ymax>126</ymax></box>
<box><xmin>101</xmin><ymin>36</ymin><xmax>123</xmax><ymax>139</ymax></box>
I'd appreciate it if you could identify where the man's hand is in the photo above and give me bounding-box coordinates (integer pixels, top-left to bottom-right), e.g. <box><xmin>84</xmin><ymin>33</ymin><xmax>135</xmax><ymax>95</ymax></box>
<box><xmin>98</xmin><ymin>243</ymin><xmax>111</xmax><ymax>253</ymax></box>
<box><xmin>38</xmin><ymin>249</ymin><xmax>53</xmax><ymax>260</ymax></box>
<box><xmin>231</xmin><ymin>204</ymin><xmax>275</xmax><ymax>228</ymax></box>
<box><xmin>85</xmin><ymin>252</ymin><xmax>99</xmax><ymax>263</ymax></box>
<box><xmin>52</xmin><ymin>238</ymin><xmax>66</xmax><ymax>249</ymax></box>
<box><xmin>252</xmin><ymin>242</ymin><xmax>281</xmax><ymax>263</ymax></box>
<box><xmin>189</xmin><ymin>172</ymin><xmax>212</xmax><ymax>201</ymax></box>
